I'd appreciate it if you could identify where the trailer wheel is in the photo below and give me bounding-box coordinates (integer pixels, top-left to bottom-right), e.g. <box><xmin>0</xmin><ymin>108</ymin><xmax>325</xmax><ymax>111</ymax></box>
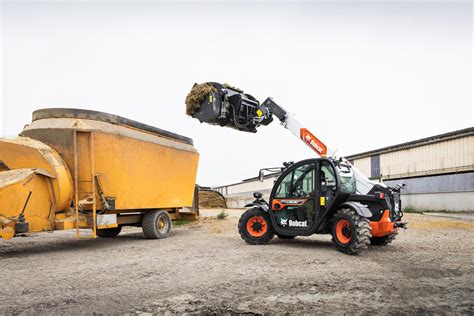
<box><xmin>331</xmin><ymin>208</ymin><xmax>371</xmax><ymax>255</ymax></box>
<box><xmin>96</xmin><ymin>226</ymin><xmax>122</xmax><ymax>237</ymax></box>
<box><xmin>238</xmin><ymin>207</ymin><xmax>274</xmax><ymax>245</ymax></box>
<box><xmin>142</xmin><ymin>210</ymin><xmax>172</xmax><ymax>239</ymax></box>
<box><xmin>370</xmin><ymin>233</ymin><xmax>397</xmax><ymax>246</ymax></box>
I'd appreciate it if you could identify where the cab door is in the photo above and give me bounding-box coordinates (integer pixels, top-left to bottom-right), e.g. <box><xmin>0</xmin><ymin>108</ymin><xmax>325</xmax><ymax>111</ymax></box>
<box><xmin>269</xmin><ymin>161</ymin><xmax>317</xmax><ymax>235</ymax></box>
<box><xmin>317</xmin><ymin>160</ymin><xmax>338</xmax><ymax>223</ymax></box>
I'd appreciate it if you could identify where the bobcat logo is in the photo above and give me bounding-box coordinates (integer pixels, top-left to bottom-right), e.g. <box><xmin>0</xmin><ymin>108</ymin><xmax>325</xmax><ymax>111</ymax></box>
<box><xmin>280</xmin><ymin>218</ymin><xmax>288</xmax><ymax>227</ymax></box>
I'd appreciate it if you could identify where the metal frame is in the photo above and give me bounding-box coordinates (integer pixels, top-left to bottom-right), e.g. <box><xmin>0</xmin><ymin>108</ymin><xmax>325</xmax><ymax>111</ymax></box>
<box><xmin>73</xmin><ymin>130</ymin><xmax>97</xmax><ymax>239</ymax></box>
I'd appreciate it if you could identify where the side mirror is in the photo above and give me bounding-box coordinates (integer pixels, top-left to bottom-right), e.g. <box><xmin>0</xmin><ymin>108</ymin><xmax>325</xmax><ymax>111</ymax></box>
<box><xmin>258</xmin><ymin>170</ymin><xmax>264</xmax><ymax>182</ymax></box>
<box><xmin>253</xmin><ymin>192</ymin><xmax>263</xmax><ymax>199</ymax></box>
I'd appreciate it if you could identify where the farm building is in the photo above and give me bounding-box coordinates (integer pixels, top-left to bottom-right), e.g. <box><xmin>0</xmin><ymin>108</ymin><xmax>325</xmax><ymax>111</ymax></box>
<box><xmin>214</xmin><ymin>127</ymin><xmax>474</xmax><ymax>211</ymax></box>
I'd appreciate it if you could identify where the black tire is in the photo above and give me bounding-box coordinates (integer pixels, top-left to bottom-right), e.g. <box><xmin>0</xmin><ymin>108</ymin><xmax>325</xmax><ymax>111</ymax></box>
<box><xmin>331</xmin><ymin>208</ymin><xmax>371</xmax><ymax>255</ymax></box>
<box><xmin>142</xmin><ymin>210</ymin><xmax>172</xmax><ymax>239</ymax></box>
<box><xmin>96</xmin><ymin>226</ymin><xmax>122</xmax><ymax>237</ymax></box>
<box><xmin>238</xmin><ymin>208</ymin><xmax>274</xmax><ymax>245</ymax></box>
<box><xmin>277</xmin><ymin>234</ymin><xmax>296</xmax><ymax>240</ymax></box>
<box><xmin>370</xmin><ymin>233</ymin><xmax>397</xmax><ymax>246</ymax></box>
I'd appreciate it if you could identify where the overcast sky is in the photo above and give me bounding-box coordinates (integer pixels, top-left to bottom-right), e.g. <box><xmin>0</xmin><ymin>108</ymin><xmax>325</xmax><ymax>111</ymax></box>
<box><xmin>1</xmin><ymin>0</ymin><xmax>472</xmax><ymax>186</ymax></box>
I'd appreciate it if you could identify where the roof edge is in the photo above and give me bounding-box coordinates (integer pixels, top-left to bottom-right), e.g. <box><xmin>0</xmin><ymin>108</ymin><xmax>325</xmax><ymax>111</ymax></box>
<box><xmin>346</xmin><ymin>127</ymin><xmax>474</xmax><ymax>160</ymax></box>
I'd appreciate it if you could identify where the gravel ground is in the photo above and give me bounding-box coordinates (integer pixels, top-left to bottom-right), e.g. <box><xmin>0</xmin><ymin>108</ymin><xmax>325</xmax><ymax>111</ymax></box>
<box><xmin>0</xmin><ymin>211</ymin><xmax>473</xmax><ymax>315</ymax></box>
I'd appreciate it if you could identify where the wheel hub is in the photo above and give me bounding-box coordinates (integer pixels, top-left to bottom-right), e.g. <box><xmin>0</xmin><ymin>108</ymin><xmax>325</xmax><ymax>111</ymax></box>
<box><xmin>246</xmin><ymin>216</ymin><xmax>268</xmax><ymax>238</ymax></box>
<box><xmin>335</xmin><ymin>219</ymin><xmax>352</xmax><ymax>244</ymax></box>
<box><xmin>252</xmin><ymin>221</ymin><xmax>263</xmax><ymax>233</ymax></box>
<box><xmin>342</xmin><ymin>226</ymin><xmax>351</xmax><ymax>237</ymax></box>
<box><xmin>157</xmin><ymin>217</ymin><xmax>167</xmax><ymax>232</ymax></box>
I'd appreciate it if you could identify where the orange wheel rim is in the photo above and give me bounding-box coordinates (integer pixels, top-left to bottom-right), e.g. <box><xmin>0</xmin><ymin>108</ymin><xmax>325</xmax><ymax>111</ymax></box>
<box><xmin>336</xmin><ymin>219</ymin><xmax>352</xmax><ymax>244</ymax></box>
<box><xmin>246</xmin><ymin>216</ymin><xmax>267</xmax><ymax>237</ymax></box>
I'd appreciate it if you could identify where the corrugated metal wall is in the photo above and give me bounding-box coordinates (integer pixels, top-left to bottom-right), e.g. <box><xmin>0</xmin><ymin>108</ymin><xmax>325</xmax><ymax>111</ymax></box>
<box><xmin>351</xmin><ymin>134</ymin><xmax>474</xmax><ymax>211</ymax></box>
<box><xmin>384</xmin><ymin>173</ymin><xmax>474</xmax><ymax>194</ymax></box>
<box><xmin>384</xmin><ymin>172</ymin><xmax>474</xmax><ymax>211</ymax></box>
<box><xmin>353</xmin><ymin>157</ymin><xmax>371</xmax><ymax>177</ymax></box>
<box><xmin>400</xmin><ymin>192</ymin><xmax>473</xmax><ymax>212</ymax></box>
<box><xmin>380</xmin><ymin>136</ymin><xmax>474</xmax><ymax>179</ymax></box>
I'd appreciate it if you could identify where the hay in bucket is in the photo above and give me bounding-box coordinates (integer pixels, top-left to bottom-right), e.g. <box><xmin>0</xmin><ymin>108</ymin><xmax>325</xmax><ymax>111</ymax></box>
<box><xmin>185</xmin><ymin>83</ymin><xmax>218</xmax><ymax>116</ymax></box>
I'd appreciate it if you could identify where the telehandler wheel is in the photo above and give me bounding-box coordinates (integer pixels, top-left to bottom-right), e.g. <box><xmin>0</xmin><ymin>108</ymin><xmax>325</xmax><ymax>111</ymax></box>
<box><xmin>238</xmin><ymin>208</ymin><xmax>274</xmax><ymax>245</ymax></box>
<box><xmin>96</xmin><ymin>226</ymin><xmax>122</xmax><ymax>237</ymax></box>
<box><xmin>142</xmin><ymin>210</ymin><xmax>172</xmax><ymax>239</ymax></box>
<box><xmin>370</xmin><ymin>233</ymin><xmax>397</xmax><ymax>246</ymax></box>
<box><xmin>277</xmin><ymin>234</ymin><xmax>296</xmax><ymax>240</ymax></box>
<box><xmin>331</xmin><ymin>208</ymin><xmax>371</xmax><ymax>255</ymax></box>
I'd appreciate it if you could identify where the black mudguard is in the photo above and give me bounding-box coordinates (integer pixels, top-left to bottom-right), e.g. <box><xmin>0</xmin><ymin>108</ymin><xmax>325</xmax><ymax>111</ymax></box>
<box><xmin>244</xmin><ymin>202</ymin><xmax>269</xmax><ymax>213</ymax></box>
<box><xmin>338</xmin><ymin>201</ymin><xmax>372</xmax><ymax>218</ymax></box>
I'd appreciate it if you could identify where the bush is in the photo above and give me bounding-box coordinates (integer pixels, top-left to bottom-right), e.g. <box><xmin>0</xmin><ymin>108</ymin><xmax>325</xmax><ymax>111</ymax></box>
<box><xmin>403</xmin><ymin>207</ymin><xmax>424</xmax><ymax>214</ymax></box>
<box><xmin>217</xmin><ymin>210</ymin><xmax>228</xmax><ymax>220</ymax></box>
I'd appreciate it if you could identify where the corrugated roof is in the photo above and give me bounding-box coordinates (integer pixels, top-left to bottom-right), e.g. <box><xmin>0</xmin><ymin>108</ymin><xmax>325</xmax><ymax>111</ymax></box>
<box><xmin>346</xmin><ymin>126</ymin><xmax>474</xmax><ymax>160</ymax></box>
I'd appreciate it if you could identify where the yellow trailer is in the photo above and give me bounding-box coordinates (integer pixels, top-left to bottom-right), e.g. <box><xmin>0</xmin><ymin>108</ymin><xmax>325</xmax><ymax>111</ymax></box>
<box><xmin>0</xmin><ymin>108</ymin><xmax>199</xmax><ymax>240</ymax></box>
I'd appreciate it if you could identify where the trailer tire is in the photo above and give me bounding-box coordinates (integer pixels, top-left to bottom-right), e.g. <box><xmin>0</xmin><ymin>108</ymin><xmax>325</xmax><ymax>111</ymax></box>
<box><xmin>331</xmin><ymin>208</ymin><xmax>371</xmax><ymax>255</ymax></box>
<box><xmin>142</xmin><ymin>210</ymin><xmax>172</xmax><ymax>239</ymax></box>
<box><xmin>370</xmin><ymin>233</ymin><xmax>397</xmax><ymax>246</ymax></box>
<box><xmin>239</xmin><ymin>207</ymin><xmax>274</xmax><ymax>245</ymax></box>
<box><xmin>96</xmin><ymin>226</ymin><xmax>122</xmax><ymax>237</ymax></box>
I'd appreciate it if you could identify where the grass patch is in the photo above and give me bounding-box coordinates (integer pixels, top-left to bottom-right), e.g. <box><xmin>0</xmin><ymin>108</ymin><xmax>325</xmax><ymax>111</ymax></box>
<box><xmin>216</xmin><ymin>210</ymin><xmax>228</xmax><ymax>220</ymax></box>
<box><xmin>404</xmin><ymin>208</ymin><xmax>457</xmax><ymax>214</ymax></box>
<box><xmin>421</xmin><ymin>210</ymin><xmax>452</xmax><ymax>213</ymax></box>
<box><xmin>403</xmin><ymin>207</ymin><xmax>424</xmax><ymax>214</ymax></box>
<box><xmin>173</xmin><ymin>220</ymin><xmax>192</xmax><ymax>226</ymax></box>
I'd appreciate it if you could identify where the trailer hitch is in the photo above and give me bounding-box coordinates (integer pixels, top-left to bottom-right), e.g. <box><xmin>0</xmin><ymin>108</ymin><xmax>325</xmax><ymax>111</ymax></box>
<box><xmin>395</xmin><ymin>221</ymin><xmax>408</xmax><ymax>229</ymax></box>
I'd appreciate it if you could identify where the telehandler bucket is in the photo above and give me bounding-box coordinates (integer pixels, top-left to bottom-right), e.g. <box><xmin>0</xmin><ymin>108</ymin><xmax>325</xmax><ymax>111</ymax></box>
<box><xmin>185</xmin><ymin>82</ymin><xmax>273</xmax><ymax>133</ymax></box>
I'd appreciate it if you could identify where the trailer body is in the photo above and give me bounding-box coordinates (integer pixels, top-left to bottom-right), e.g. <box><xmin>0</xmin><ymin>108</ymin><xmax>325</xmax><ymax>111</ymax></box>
<box><xmin>0</xmin><ymin>108</ymin><xmax>199</xmax><ymax>240</ymax></box>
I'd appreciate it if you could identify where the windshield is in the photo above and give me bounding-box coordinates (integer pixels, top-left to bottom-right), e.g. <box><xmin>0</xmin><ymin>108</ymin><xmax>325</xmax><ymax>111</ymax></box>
<box><xmin>336</xmin><ymin>165</ymin><xmax>356</xmax><ymax>194</ymax></box>
<box><xmin>353</xmin><ymin>167</ymin><xmax>376</xmax><ymax>195</ymax></box>
<box><xmin>336</xmin><ymin>161</ymin><xmax>376</xmax><ymax>195</ymax></box>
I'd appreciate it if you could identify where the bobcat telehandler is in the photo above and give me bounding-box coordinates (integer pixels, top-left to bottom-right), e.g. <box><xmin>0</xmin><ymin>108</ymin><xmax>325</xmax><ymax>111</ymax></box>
<box><xmin>186</xmin><ymin>82</ymin><xmax>406</xmax><ymax>254</ymax></box>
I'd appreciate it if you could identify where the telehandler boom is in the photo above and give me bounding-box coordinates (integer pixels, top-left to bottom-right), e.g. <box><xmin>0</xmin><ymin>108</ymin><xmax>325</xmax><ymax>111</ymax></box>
<box><xmin>186</xmin><ymin>82</ymin><xmax>406</xmax><ymax>254</ymax></box>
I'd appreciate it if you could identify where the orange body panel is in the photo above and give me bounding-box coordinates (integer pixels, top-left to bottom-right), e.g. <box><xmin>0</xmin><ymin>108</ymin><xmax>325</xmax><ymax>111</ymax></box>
<box><xmin>272</xmin><ymin>199</ymin><xmax>307</xmax><ymax>211</ymax></box>
<box><xmin>300</xmin><ymin>128</ymin><xmax>327</xmax><ymax>156</ymax></box>
<box><xmin>370</xmin><ymin>210</ymin><xmax>397</xmax><ymax>237</ymax></box>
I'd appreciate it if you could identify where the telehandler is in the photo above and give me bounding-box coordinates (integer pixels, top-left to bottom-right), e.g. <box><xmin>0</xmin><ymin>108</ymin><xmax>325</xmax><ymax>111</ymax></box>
<box><xmin>186</xmin><ymin>82</ymin><xmax>406</xmax><ymax>254</ymax></box>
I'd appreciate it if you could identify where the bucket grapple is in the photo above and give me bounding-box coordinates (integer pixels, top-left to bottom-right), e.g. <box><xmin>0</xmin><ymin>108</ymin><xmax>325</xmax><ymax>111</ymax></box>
<box><xmin>186</xmin><ymin>82</ymin><xmax>273</xmax><ymax>133</ymax></box>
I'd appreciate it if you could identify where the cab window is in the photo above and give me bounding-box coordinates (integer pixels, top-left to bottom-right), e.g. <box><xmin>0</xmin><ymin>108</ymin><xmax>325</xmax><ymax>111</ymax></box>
<box><xmin>338</xmin><ymin>166</ymin><xmax>356</xmax><ymax>194</ymax></box>
<box><xmin>275</xmin><ymin>172</ymin><xmax>292</xmax><ymax>198</ymax></box>
<box><xmin>293</xmin><ymin>165</ymin><xmax>315</xmax><ymax>197</ymax></box>
<box><xmin>275</xmin><ymin>164</ymin><xmax>315</xmax><ymax>198</ymax></box>
<box><xmin>320</xmin><ymin>161</ymin><xmax>337</xmax><ymax>208</ymax></box>
<box><xmin>321</xmin><ymin>163</ymin><xmax>336</xmax><ymax>188</ymax></box>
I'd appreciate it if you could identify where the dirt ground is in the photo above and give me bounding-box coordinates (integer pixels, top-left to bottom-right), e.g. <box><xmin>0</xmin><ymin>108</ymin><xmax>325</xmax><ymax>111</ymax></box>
<box><xmin>1</xmin><ymin>211</ymin><xmax>473</xmax><ymax>315</ymax></box>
